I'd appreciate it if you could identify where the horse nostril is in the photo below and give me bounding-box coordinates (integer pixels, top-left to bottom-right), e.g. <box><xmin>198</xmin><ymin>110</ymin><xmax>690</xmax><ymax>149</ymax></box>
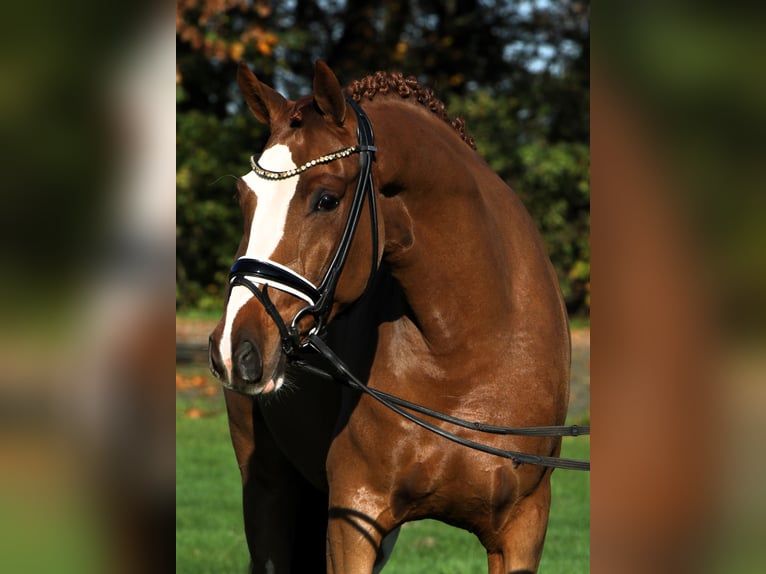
<box><xmin>208</xmin><ymin>335</ymin><xmax>224</xmax><ymax>380</ymax></box>
<box><xmin>233</xmin><ymin>339</ymin><xmax>263</xmax><ymax>383</ymax></box>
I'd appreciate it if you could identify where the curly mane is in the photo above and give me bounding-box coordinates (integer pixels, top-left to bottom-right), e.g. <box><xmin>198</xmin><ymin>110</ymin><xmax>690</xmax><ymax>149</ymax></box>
<box><xmin>345</xmin><ymin>71</ymin><xmax>476</xmax><ymax>150</ymax></box>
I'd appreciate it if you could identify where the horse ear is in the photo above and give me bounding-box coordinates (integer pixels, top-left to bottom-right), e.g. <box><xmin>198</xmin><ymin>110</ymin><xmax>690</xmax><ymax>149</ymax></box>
<box><xmin>313</xmin><ymin>60</ymin><xmax>346</xmax><ymax>126</ymax></box>
<box><xmin>380</xmin><ymin>196</ymin><xmax>414</xmax><ymax>259</ymax></box>
<box><xmin>237</xmin><ymin>60</ymin><xmax>288</xmax><ymax>125</ymax></box>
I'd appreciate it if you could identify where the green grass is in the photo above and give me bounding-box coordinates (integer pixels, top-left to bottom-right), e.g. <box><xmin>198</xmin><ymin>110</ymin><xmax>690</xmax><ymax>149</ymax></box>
<box><xmin>176</xmin><ymin>393</ymin><xmax>248</xmax><ymax>573</ymax></box>
<box><xmin>177</xmin><ymin>386</ymin><xmax>589</xmax><ymax>573</ymax></box>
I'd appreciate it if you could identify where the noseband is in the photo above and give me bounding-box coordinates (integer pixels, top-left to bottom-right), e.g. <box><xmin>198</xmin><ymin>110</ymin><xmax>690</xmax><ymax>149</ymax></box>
<box><xmin>228</xmin><ymin>96</ymin><xmax>378</xmax><ymax>355</ymax></box>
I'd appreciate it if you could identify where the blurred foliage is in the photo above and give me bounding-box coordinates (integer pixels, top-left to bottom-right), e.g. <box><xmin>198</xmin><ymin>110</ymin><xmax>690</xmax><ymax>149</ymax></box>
<box><xmin>176</xmin><ymin>110</ymin><xmax>267</xmax><ymax>310</ymax></box>
<box><xmin>450</xmin><ymin>89</ymin><xmax>590</xmax><ymax>311</ymax></box>
<box><xmin>177</xmin><ymin>0</ymin><xmax>590</xmax><ymax>314</ymax></box>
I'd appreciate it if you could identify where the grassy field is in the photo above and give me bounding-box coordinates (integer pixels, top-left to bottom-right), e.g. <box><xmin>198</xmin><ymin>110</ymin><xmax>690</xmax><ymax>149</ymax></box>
<box><xmin>176</xmin><ymin>372</ymin><xmax>589</xmax><ymax>573</ymax></box>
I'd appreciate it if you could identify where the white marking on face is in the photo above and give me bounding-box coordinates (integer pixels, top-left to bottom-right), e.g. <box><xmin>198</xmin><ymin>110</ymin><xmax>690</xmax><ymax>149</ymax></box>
<box><xmin>220</xmin><ymin>144</ymin><xmax>298</xmax><ymax>380</ymax></box>
<box><xmin>241</xmin><ymin>145</ymin><xmax>299</xmax><ymax>260</ymax></box>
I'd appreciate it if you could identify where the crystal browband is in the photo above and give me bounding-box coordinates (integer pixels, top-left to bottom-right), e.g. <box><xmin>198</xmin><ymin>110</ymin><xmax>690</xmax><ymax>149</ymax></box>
<box><xmin>250</xmin><ymin>145</ymin><xmax>366</xmax><ymax>181</ymax></box>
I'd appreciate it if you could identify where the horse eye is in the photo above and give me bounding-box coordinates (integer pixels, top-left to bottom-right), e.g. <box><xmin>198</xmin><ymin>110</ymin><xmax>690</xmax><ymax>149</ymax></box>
<box><xmin>314</xmin><ymin>194</ymin><xmax>340</xmax><ymax>212</ymax></box>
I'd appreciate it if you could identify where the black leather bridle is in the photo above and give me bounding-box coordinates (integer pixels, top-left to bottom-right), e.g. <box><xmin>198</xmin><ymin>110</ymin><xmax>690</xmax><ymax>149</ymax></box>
<box><xmin>228</xmin><ymin>96</ymin><xmax>590</xmax><ymax>471</ymax></box>
<box><xmin>229</xmin><ymin>95</ymin><xmax>378</xmax><ymax>356</ymax></box>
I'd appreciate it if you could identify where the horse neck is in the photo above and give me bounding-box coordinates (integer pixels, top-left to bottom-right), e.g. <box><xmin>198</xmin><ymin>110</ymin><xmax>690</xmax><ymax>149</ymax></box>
<box><xmin>368</xmin><ymin>100</ymin><xmax>521</xmax><ymax>356</ymax></box>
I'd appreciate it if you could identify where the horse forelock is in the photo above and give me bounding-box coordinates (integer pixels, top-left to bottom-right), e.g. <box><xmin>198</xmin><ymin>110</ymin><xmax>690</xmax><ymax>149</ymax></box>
<box><xmin>287</xmin><ymin>95</ymin><xmax>314</xmax><ymax>126</ymax></box>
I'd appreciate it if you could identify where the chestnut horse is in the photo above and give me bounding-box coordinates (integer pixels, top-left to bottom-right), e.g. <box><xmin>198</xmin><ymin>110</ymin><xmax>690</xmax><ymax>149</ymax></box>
<box><xmin>209</xmin><ymin>60</ymin><xmax>572</xmax><ymax>573</ymax></box>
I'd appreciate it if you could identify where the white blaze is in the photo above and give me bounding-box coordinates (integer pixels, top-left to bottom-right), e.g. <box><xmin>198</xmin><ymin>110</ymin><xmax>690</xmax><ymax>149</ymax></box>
<box><xmin>220</xmin><ymin>144</ymin><xmax>298</xmax><ymax>376</ymax></box>
<box><xmin>241</xmin><ymin>145</ymin><xmax>299</xmax><ymax>260</ymax></box>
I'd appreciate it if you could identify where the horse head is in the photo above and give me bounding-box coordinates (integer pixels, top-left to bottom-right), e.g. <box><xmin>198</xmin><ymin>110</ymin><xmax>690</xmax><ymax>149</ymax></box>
<box><xmin>209</xmin><ymin>61</ymin><xmax>392</xmax><ymax>395</ymax></box>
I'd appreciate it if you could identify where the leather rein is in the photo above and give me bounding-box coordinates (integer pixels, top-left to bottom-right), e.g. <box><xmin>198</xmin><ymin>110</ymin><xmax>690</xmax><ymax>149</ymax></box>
<box><xmin>230</xmin><ymin>96</ymin><xmax>590</xmax><ymax>472</ymax></box>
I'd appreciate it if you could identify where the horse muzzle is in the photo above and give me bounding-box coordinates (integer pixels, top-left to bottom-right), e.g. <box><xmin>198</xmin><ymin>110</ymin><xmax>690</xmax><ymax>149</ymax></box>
<box><xmin>208</xmin><ymin>331</ymin><xmax>286</xmax><ymax>396</ymax></box>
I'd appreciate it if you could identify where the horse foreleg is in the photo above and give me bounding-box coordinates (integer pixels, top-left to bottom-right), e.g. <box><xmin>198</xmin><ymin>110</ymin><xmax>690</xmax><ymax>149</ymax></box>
<box><xmin>485</xmin><ymin>469</ymin><xmax>553</xmax><ymax>574</ymax></box>
<box><xmin>225</xmin><ymin>389</ymin><xmax>327</xmax><ymax>573</ymax></box>
<box><xmin>325</xmin><ymin>509</ymin><xmax>382</xmax><ymax>573</ymax></box>
<box><xmin>243</xmin><ymin>466</ymin><xmax>328</xmax><ymax>573</ymax></box>
<box><xmin>325</xmin><ymin>485</ymin><xmax>399</xmax><ymax>574</ymax></box>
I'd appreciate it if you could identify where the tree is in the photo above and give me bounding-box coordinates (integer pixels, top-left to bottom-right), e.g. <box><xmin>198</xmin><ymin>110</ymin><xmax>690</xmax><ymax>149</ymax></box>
<box><xmin>176</xmin><ymin>0</ymin><xmax>590</xmax><ymax>314</ymax></box>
